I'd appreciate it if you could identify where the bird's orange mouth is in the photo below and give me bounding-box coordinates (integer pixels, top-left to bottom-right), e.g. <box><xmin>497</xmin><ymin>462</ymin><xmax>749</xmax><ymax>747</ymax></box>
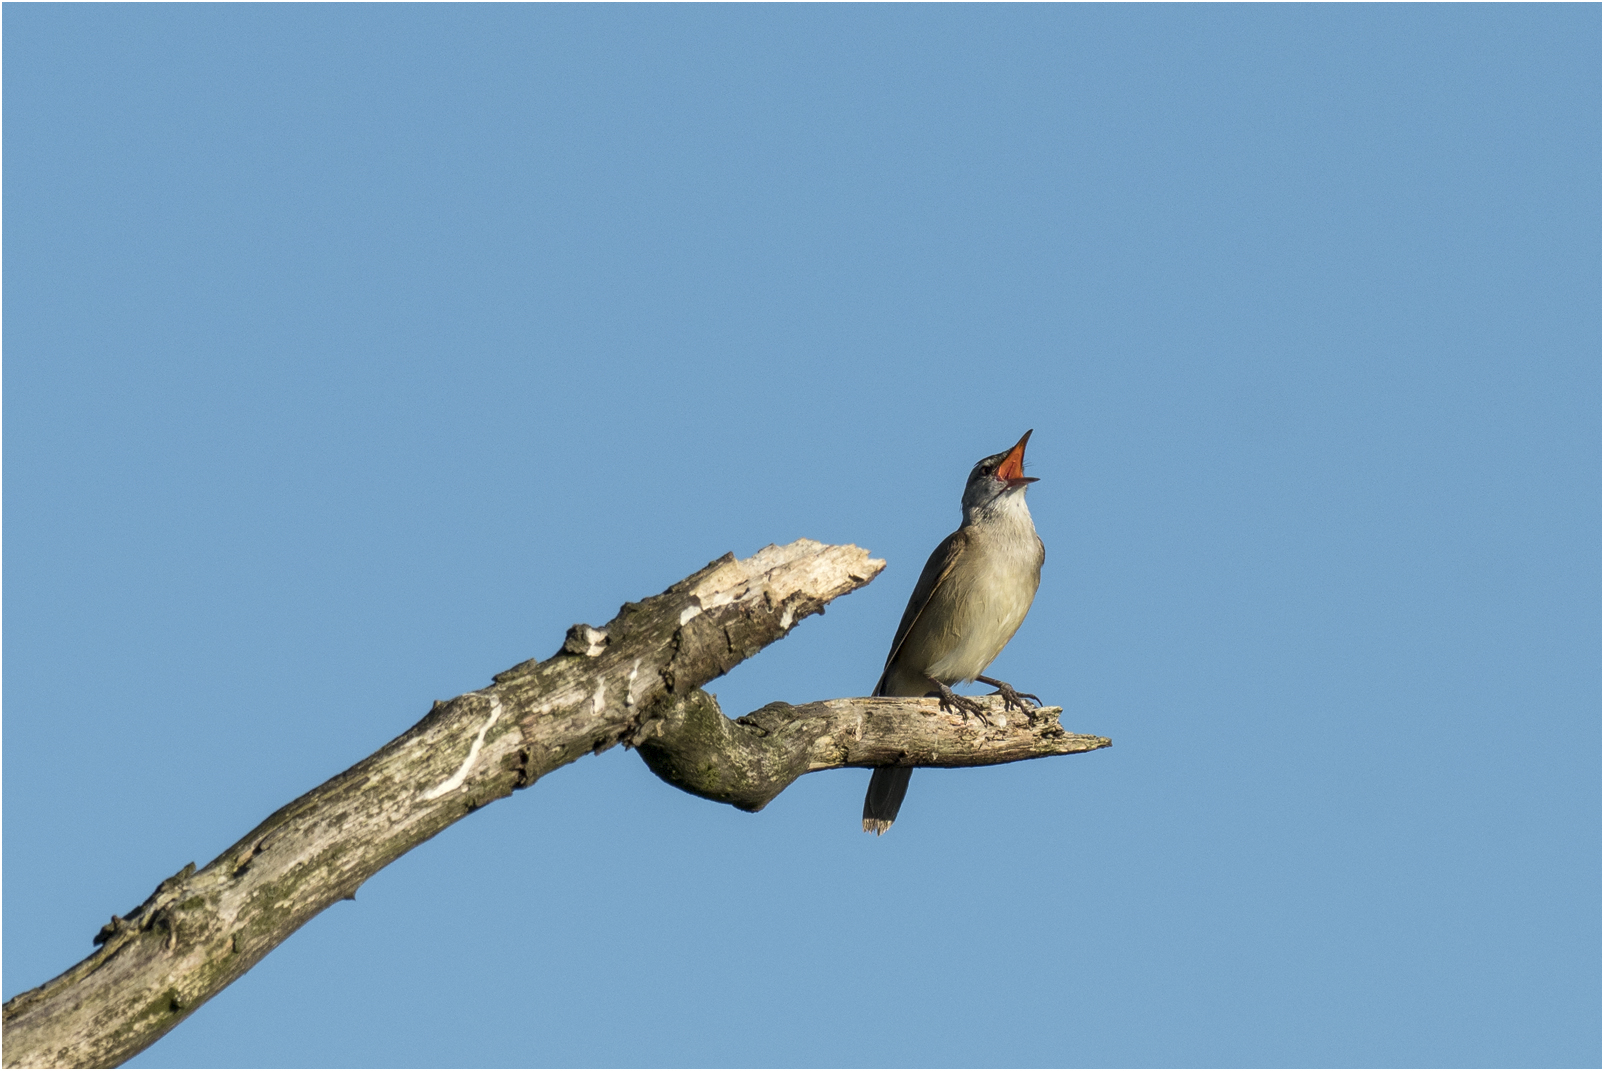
<box><xmin>996</xmin><ymin>429</ymin><xmax>1039</xmax><ymax>486</ymax></box>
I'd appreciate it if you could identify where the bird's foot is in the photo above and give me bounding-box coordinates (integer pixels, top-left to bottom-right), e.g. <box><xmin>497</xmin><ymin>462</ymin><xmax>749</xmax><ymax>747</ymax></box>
<box><xmin>975</xmin><ymin>676</ymin><xmax>1040</xmax><ymax>714</ymax></box>
<box><xmin>929</xmin><ymin>682</ymin><xmax>989</xmax><ymax>722</ymax></box>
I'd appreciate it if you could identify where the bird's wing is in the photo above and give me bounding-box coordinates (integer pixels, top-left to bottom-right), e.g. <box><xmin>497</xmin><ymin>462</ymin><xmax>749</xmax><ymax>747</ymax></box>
<box><xmin>873</xmin><ymin>527</ymin><xmax>969</xmax><ymax>697</ymax></box>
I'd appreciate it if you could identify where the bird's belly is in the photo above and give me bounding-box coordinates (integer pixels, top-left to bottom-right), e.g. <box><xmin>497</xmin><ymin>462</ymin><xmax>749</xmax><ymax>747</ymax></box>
<box><xmin>902</xmin><ymin>554</ymin><xmax>1039</xmax><ymax>686</ymax></box>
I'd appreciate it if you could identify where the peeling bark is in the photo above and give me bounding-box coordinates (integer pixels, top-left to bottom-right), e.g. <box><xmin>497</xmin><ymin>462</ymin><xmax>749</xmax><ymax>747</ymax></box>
<box><xmin>634</xmin><ymin>690</ymin><xmax>1109</xmax><ymax>812</ymax></box>
<box><xmin>1</xmin><ymin>540</ymin><xmax>882</xmax><ymax>1068</ymax></box>
<box><xmin>1</xmin><ymin>538</ymin><xmax>1111</xmax><ymax>1069</ymax></box>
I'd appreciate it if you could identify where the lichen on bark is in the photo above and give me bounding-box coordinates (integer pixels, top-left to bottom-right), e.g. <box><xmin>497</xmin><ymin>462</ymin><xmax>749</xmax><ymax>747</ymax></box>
<box><xmin>2</xmin><ymin>538</ymin><xmax>1111</xmax><ymax>1069</ymax></box>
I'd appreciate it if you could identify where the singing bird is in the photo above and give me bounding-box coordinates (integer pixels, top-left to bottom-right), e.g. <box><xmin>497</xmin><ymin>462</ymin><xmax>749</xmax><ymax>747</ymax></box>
<box><xmin>862</xmin><ymin>430</ymin><xmax>1045</xmax><ymax>834</ymax></box>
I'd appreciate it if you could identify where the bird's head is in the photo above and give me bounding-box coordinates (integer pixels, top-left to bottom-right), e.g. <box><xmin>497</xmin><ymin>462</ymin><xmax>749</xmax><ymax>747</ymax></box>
<box><xmin>961</xmin><ymin>430</ymin><xmax>1039</xmax><ymax>519</ymax></box>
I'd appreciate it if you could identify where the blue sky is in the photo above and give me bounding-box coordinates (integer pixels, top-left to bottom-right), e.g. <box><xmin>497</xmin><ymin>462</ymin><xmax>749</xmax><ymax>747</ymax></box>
<box><xmin>4</xmin><ymin>5</ymin><xmax>1598</xmax><ymax>1067</ymax></box>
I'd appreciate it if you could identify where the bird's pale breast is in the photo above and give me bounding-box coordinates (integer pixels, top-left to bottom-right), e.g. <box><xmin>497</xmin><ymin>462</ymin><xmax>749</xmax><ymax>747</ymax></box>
<box><xmin>894</xmin><ymin>516</ymin><xmax>1043</xmax><ymax>689</ymax></box>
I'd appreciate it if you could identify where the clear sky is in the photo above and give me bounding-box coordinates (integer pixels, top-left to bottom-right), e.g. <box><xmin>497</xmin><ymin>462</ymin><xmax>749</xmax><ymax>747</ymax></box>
<box><xmin>4</xmin><ymin>5</ymin><xmax>1598</xmax><ymax>1068</ymax></box>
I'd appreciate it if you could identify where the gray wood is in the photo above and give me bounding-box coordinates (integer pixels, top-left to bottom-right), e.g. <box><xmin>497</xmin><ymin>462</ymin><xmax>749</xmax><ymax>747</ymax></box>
<box><xmin>1</xmin><ymin>538</ymin><xmax>1109</xmax><ymax>1069</ymax></box>
<box><xmin>638</xmin><ymin>691</ymin><xmax>1108</xmax><ymax>812</ymax></box>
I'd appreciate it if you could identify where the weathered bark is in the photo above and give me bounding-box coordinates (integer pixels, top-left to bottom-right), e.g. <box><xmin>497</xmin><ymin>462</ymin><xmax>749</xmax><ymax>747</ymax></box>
<box><xmin>635</xmin><ymin>691</ymin><xmax>1109</xmax><ymax>812</ymax></box>
<box><xmin>1</xmin><ymin>540</ymin><xmax>883</xmax><ymax>1069</ymax></box>
<box><xmin>1</xmin><ymin>538</ymin><xmax>1112</xmax><ymax>1069</ymax></box>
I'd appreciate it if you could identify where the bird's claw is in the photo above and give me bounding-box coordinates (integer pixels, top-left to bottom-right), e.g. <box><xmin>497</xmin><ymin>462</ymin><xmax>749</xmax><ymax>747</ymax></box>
<box><xmin>930</xmin><ymin>683</ymin><xmax>989</xmax><ymax>723</ymax></box>
<box><xmin>976</xmin><ymin>676</ymin><xmax>1040</xmax><ymax>714</ymax></box>
<box><xmin>996</xmin><ymin>685</ymin><xmax>1041</xmax><ymax>713</ymax></box>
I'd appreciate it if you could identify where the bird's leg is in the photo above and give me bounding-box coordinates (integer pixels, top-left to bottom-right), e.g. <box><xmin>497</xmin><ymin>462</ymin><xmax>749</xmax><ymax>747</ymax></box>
<box><xmin>975</xmin><ymin>675</ymin><xmax>1041</xmax><ymax>713</ymax></box>
<box><xmin>926</xmin><ymin>679</ymin><xmax>988</xmax><ymax>722</ymax></box>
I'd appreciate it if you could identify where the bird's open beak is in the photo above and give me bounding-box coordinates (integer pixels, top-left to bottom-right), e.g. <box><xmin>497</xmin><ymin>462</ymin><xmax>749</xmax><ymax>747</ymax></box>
<box><xmin>996</xmin><ymin>429</ymin><xmax>1039</xmax><ymax>486</ymax></box>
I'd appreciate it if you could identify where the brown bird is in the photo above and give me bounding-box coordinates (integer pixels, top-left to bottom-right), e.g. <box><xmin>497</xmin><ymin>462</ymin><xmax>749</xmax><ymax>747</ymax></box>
<box><xmin>863</xmin><ymin>430</ymin><xmax>1045</xmax><ymax>834</ymax></box>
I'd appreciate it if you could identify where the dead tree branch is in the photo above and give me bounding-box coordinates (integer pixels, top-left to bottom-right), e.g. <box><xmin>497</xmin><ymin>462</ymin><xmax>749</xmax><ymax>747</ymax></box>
<box><xmin>1</xmin><ymin>538</ymin><xmax>1109</xmax><ymax>1069</ymax></box>
<box><xmin>635</xmin><ymin>690</ymin><xmax>1109</xmax><ymax>812</ymax></box>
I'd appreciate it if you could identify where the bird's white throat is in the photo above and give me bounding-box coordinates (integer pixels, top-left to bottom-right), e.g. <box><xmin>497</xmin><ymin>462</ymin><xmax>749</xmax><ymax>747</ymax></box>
<box><xmin>966</xmin><ymin>484</ymin><xmax>1036</xmax><ymax>531</ymax></box>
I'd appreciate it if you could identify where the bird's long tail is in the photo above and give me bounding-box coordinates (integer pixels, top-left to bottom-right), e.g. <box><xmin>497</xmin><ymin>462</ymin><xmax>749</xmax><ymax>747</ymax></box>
<box><xmin>863</xmin><ymin>668</ymin><xmax>916</xmax><ymax>834</ymax></box>
<box><xmin>862</xmin><ymin>766</ymin><xmax>912</xmax><ymax>835</ymax></box>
